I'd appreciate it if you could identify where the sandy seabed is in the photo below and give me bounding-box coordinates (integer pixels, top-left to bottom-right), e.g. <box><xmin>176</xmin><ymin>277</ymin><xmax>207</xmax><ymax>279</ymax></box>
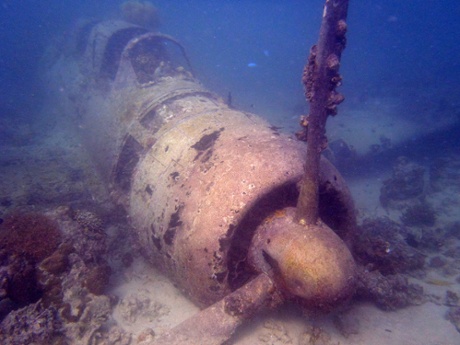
<box><xmin>1</xmin><ymin>99</ymin><xmax>460</xmax><ymax>345</ymax></box>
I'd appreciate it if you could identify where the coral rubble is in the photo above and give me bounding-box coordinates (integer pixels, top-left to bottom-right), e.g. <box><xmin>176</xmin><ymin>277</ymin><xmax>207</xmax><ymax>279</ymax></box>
<box><xmin>0</xmin><ymin>212</ymin><xmax>62</xmax><ymax>313</ymax></box>
<box><xmin>0</xmin><ymin>212</ymin><xmax>62</xmax><ymax>263</ymax></box>
<box><xmin>400</xmin><ymin>201</ymin><xmax>437</xmax><ymax>227</ymax></box>
<box><xmin>380</xmin><ymin>156</ymin><xmax>425</xmax><ymax>208</ymax></box>
<box><xmin>355</xmin><ymin>268</ymin><xmax>425</xmax><ymax>310</ymax></box>
<box><xmin>0</xmin><ymin>206</ymin><xmax>119</xmax><ymax>344</ymax></box>
<box><xmin>353</xmin><ymin>217</ymin><xmax>425</xmax><ymax>274</ymax></box>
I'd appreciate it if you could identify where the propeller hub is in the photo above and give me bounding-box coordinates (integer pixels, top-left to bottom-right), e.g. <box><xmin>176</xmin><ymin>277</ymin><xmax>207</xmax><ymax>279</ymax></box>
<box><xmin>248</xmin><ymin>207</ymin><xmax>356</xmax><ymax>308</ymax></box>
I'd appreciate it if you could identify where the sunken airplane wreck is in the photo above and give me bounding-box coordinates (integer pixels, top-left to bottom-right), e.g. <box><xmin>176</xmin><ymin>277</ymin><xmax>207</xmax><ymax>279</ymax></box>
<box><xmin>44</xmin><ymin>18</ymin><xmax>357</xmax><ymax>343</ymax></box>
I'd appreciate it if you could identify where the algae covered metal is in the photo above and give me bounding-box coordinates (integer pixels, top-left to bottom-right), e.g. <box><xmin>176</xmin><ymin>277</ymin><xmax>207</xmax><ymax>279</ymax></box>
<box><xmin>45</xmin><ymin>17</ymin><xmax>357</xmax><ymax>334</ymax></box>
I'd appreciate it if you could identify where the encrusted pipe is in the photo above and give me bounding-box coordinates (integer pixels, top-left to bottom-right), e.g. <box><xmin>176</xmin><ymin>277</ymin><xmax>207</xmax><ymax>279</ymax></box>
<box><xmin>296</xmin><ymin>0</ymin><xmax>350</xmax><ymax>225</ymax></box>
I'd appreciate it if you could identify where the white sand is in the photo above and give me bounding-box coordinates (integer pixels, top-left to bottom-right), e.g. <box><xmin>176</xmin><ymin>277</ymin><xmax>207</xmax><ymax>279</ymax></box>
<box><xmin>2</xmin><ymin>95</ymin><xmax>459</xmax><ymax>344</ymax></box>
<box><xmin>111</xmin><ymin>260</ymin><xmax>460</xmax><ymax>344</ymax></box>
<box><xmin>108</xmin><ymin>172</ymin><xmax>460</xmax><ymax>345</ymax></box>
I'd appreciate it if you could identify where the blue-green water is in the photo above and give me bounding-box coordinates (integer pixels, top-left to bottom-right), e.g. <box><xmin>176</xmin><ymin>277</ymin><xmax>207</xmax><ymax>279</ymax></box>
<box><xmin>0</xmin><ymin>1</ymin><xmax>459</xmax><ymax>344</ymax></box>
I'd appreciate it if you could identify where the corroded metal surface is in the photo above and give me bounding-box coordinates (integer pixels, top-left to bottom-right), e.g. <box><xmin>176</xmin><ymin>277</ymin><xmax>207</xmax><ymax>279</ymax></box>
<box><xmin>46</xmin><ymin>18</ymin><xmax>357</xmax><ymax>314</ymax></box>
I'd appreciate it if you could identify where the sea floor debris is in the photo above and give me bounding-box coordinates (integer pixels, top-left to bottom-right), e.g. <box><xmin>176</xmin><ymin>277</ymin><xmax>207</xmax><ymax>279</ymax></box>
<box><xmin>1</xmin><ymin>103</ymin><xmax>460</xmax><ymax>345</ymax></box>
